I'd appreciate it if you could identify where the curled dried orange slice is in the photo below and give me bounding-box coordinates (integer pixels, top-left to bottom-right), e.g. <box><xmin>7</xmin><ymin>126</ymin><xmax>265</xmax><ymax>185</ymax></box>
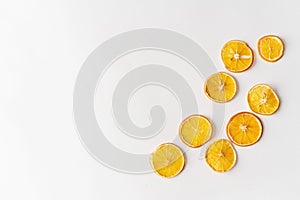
<box><xmin>205</xmin><ymin>139</ymin><xmax>236</xmax><ymax>173</ymax></box>
<box><xmin>258</xmin><ymin>35</ymin><xmax>284</xmax><ymax>62</ymax></box>
<box><xmin>179</xmin><ymin>115</ymin><xmax>212</xmax><ymax>148</ymax></box>
<box><xmin>247</xmin><ymin>84</ymin><xmax>280</xmax><ymax>115</ymax></box>
<box><xmin>150</xmin><ymin>143</ymin><xmax>185</xmax><ymax>178</ymax></box>
<box><xmin>204</xmin><ymin>72</ymin><xmax>237</xmax><ymax>103</ymax></box>
<box><xmin>227</xmin><ymin>112</ymin><xmax>263</xmax><ymax>146</ymax></box>
<box><xmin>221</xmin><ymin>40</ymin><xmax>254</xmax><ymax>72</ymax></box>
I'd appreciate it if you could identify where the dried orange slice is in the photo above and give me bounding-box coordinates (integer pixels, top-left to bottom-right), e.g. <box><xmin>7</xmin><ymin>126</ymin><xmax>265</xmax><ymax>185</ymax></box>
<box><xmin>205</xmin><ymin>139</ymin><xmax>236</xmax><ymax>173</ymax></box>
<box><xmin>221</xmin><ymin>40</ymin><xmax>254</xmax><ymax>72</ymax></box>
<box><xmin>204</xmin><ymin>72</ymin><xmax>237</xmax><ymax>103</ymax></box>
<box><xmin>179</xmin><ymin>115</ymin><xmax>212</xmax><ymax>148</ymax></box>
<box><xmin>150</xmin><ymin>143</ymin><xmax>185</xmax><ymax>178</ymax></box>
<box><xmin>258</xmin><ymin>35</ymin><xmax>284</xmax><ymax>62</ymax></box>
<box><xmin>247</xmin><ymin>84</ymin><xmax>280</xmax><ymax>115</ymax></box>
<box><xmin>227</xmin><ymin>112</ymin><xmax>263</xmax><ymax>146</ymax></box>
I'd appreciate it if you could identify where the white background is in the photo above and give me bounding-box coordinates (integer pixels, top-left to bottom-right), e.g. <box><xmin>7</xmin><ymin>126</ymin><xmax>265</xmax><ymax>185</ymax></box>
<box><xmin>1</xmin><ymin>0</ymin><xmax>300</xmax><ymax>199</ymax></box>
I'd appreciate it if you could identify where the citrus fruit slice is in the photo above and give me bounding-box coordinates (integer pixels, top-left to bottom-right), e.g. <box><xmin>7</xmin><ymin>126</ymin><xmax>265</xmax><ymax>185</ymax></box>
<box><xmin>247</xmin><ymin>84</ymin><xmax>280</xmax><ymax>115</ymax></box>
<box><xmin>204</xmin><ymin>72</ymin><xmax>237</xmax><ymax>103</ymax></box>
<box><xmin>179</xmin><ymin>115</ymin><xmax>212</xmax><ymax>148</ymax></box>
<box><xmin>205</xmin><ymin>139</ymin><xmax>236</xmax><ymax>173</ymax></box>
<box><xmin>258</xmin><ymin>35</ymin><xmax>284</xmax><ymax>62</ymax></box>
<box><xmin>150</xmin><ymin>143</ymin><xmax>185</xmax><ymax>178</ymax></box>
<box><xmin>226</xmin><ymin>112</ymin><xmax>263</xmax><ymax>146</ymax></box>
<box><xmin>221</xmin><ymin>40</ymin><xmax>254</xmax><ymax>72</ymax></box>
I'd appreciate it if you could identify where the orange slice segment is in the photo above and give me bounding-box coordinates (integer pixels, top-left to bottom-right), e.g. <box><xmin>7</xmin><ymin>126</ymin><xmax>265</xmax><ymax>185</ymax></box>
<box><xmin>204</xmin><ymin>72</ymin><xmax>237</xmax><ymax>103</ymax></box>
<box><xmin>150</xmin><ymin>143</ymin><xmax>185</xmax><ymax>178</ymax></box>
<box><xmin>205</xmin><ymin>139</ymin><xmax>236</xmax><ymax>173</ymax></box>
<box><xmin>221</xmin><ymin>40</ymin><xmax>254</xmax><ymax>72</ymax></box>
<box><xmin>258</xmin><ymin>35</ymin><xmax>284</xmax><ymax>62</ymax></box>
<box><xmin>179</xmin><ymin>115</ymin><xmax>212</xmax><ymax>148</ymax></box>
<box><xmin>247</xmin><ymin>84</ymin><xmax>280</xmax><ymax>115</ymax></box>
<box><xmin>227</xmin><ymin>112</ymin><xmax>263</xmax><ymax>146</ymax></box>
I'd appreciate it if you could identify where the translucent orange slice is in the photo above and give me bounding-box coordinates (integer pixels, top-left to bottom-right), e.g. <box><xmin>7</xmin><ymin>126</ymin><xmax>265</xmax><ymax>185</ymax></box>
<box><xmin>205</xmin><ymin>139</ymin><xmax>236</xmax><ymax>173</ymax></box>
<box><xmin>221</xmin><ymin>40</ymin><xmax>254</xmax><ymax>72</ymax></box>
<box><xmin>247</xmin><ymin>84</ymin><xmax>280</xmax><ymax>115</ymax></box>
<box><xmin>179</xmin><ymin>115</ymin><xmax>212</xmax><ymax>148</ymax></box>
<box><xmin>150</xmin><ymin>143</ymin><xmax>185</xmax><ymax>178</ymax></box>
<box><xmin>227</xmin><ymin>112</ymin><xmax>263</xmax><ymax>146</ymax></box>
<box><xmin>258</xmin><ymin>35</ymin><xmax>284</xmax><ymax>62</ymax></box>
<box><xmin>204</xmin><ymin>72</ymin><xmax>237</xmax><ymax>103</ymax></box>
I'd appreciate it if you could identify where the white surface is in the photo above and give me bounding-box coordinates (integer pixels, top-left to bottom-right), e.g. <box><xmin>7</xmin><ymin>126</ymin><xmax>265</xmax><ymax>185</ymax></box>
<box><xmin>1</xmin><ymin>0</ymin><xmax>300</xmax><ymax>199</ymax></box>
